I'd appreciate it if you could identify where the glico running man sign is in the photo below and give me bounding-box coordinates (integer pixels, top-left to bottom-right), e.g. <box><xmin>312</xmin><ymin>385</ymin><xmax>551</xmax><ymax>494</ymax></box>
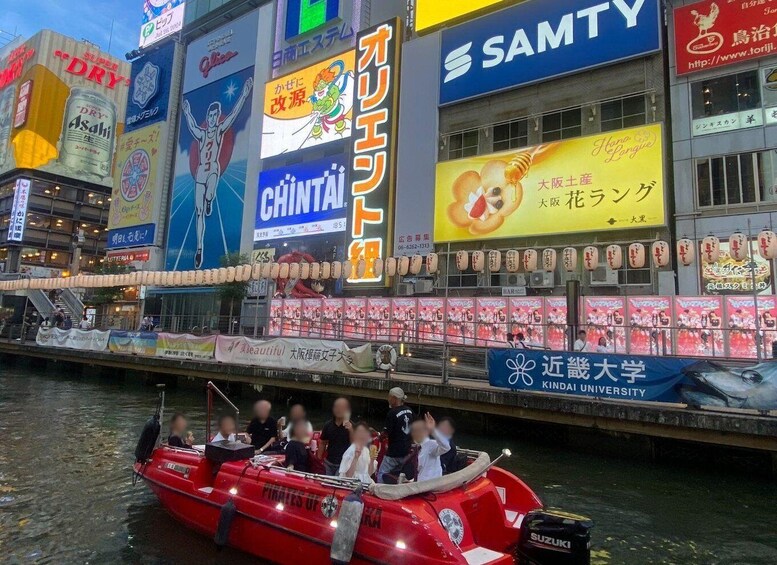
<box><xmin>439</xmin><ymin>0</ymin><xmax>661</xmax><ymax>105</ymax></box>
<box><xmin>345</xmin><ymin>18</ymin><xmax>402</xmax><ymax>285</ymax></box>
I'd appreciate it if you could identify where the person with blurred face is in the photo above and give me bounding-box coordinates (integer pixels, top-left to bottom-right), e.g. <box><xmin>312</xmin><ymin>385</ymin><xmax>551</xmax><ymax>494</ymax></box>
<box><xmin>280</xmin><ymin>403</ymin><xmax>313</xmax><ymax>443</ymax></box>
<box><xmin>437</xmin><ymin>417</ymin><xmax>458</xmax><ymax>475</ymax></box>
<box><xmin>376</xmin><ymin>387</ymin><xmax>414</xmax><ymax>483</ymax></box>
<box><xmin>320</xmin><ymin>397</ymin><xmax>353</xmax><ymax>476</ymax></box>
<box><xmin>338</xmin><ymin>422</ymin><xmax>377</xmax><ymax>483</ymax></box>
<box><xmin>212</xmin><ymin>415</ymin><xmax>236</xmax><ymax>442</ymax></box>
<box><xmin>411</xmin><ymin>413</ymin><xmax>450</xmax><ymax>482</ymax></box>
<box><xmin>247</xmin><ymin>400</ymin><xmax>277</xmax><ymax>454</ymax></box>
<box><xmin>167</xmin><ymin>413</ymin><xmax>193</xmax><ymax>448</ymax></box>
<box><xmin>284</xmin><ymin>419</ymin><xmax>312</xmax><ymax>472</ymax></box>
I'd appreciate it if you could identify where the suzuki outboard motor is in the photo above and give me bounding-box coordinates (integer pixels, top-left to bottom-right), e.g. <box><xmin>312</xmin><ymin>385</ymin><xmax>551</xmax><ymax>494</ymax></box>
<box><xmin>516</xmin><ymin>509</ymin><xmax>593</xmax><ymax>565</ymax></box>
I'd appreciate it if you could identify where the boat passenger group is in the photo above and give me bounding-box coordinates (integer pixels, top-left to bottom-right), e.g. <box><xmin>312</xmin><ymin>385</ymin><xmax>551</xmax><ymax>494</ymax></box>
<box><xmin>166</xmin><ymin>387</ymin><xmax>461</xmax><ymax>484</ymax></box>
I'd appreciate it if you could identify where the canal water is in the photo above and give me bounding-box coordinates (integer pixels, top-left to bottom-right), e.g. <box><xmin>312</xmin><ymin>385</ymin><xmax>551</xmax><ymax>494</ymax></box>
<box><xmin>1</xmin><ymin>364</ymin><xmax>776</xmax><ymax>565</ymax></box>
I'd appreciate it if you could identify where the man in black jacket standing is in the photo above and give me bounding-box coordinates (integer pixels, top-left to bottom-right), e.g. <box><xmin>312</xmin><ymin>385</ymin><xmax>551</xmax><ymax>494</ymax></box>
<box><xmin>376</xmin><ymin>387</ymin><xmax>414</xmax><ymax>483</ymax></box>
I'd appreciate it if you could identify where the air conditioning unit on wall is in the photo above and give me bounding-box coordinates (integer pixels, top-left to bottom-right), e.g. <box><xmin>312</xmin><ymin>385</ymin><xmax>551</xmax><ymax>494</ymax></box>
<box><xmin>414</xmin><ymin>279</ymin><xmax>434</xmax><ymax>294</ymax></box>
<box><xmin>529</xmin><ymin>271</ymin><xmax>554</xmax><ymax>288</ymax></box>
<box><xmin>396</xmin><ymin>283</ymin><xmax>414</xmax><ymax>296</ymax></box>
<box><xmin>590</xmin><ymin>266</ymin><xmax>618</xmax><ymax>286</ymax></box>
<box><xmin>500</xmin><ymin>273</ymin><xmax>526</xmax><ymax>287</ymax></box>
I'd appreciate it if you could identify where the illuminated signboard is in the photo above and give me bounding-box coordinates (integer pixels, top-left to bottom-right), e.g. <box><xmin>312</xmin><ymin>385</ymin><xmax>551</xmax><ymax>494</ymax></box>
<box><xmin>140</xmin><ymin>1</ymin><xmax>186</xmax><ymax>49</ymax></box>
<box><xmin>125</xmin><ymin>41</ymin><xmax>175</xmax><ymax>132</ymax></box>
<box><xmin>261</xmin><ymin>50</ymin><xmax>355</xmax><ymax>159</ymax></box>
<box><xmin>415</xmin><ymin>0</ymin><xmax>506</xmax><ymax>34</ymax></box>
<box><xmin>434</xmin><ymin>124</ymin><xmax>665</xmax><ymax>242</ymax></box>
<box><xmin>285</xmin><ymin>0</ymin><xmax>341</xmax><ymax>40</ymax></box>
<box><xmin>255</xmin><ymin>154</ymin><xmax>348</xmax><ymax>241</ymax></box>
<box><xmin>8</xmin><ymin>178</ymin><xmax>31</xmax><ymax>243</ymax></box>
<box><xmin>345</xmin><ymin>18</ymin><xmax>402</xmax><ymax>284</ymax></box>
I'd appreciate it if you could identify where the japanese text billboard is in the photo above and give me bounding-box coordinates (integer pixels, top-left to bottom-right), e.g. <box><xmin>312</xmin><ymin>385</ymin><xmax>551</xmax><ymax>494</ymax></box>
<box><xmin>674</xmin><ymin>0</ymin><xmax>777</xmax><ymax>76</ymax></box>
<box><xmin>7</xmin><ymin>178</ymin><xmax>30</xmax><ymax>243</ymax></box>
<box><xmin>140</xmin><ymin>0</ymin><xmax>186</xmax><ymax>49</ymax></box>
<box><xmin>434</xmin><ymin>124</ymin><xmax>665</xmax><ymax>242</ymax></box>
<box><xmin>166</xmin><ymin>12</ymin><xmax>258</xmax><ymax>271</ymax></box>
<box><xmin>0</xmin><ymin>31</ymin><xmax>130</xmax><ymax>187</ymax></box>
<box><xmin>415</xmin><ymin>0</ymin><xmax>506</xmax><ymax>34</ymax></box>
<box><xmin>108</xmin><ymin>123</ymin><xmax>164</xmax><ymax>249</ymax></box>
<box><xmin>125</xmin><ymin>41</ymin><xmax>176</xmax><ymax>132</ymax></box>
<box><xmin>701</xmin><ymin>241</ymin><xmax>772</xmax><ymax>296</ymax></box>
<box><xmin>346</xmin><ymin>19</ymin><xmax>402</xmax><ymax>284</ymax></box>
<box><xmin>440</xmin><ymin>0</ymin><xmax>661</xmax><ymax>104</ymax></box>
<box><xmin>261</xmin><ymin>50</ymin><xmax>355</xmax><ymax>159</ymax></box>
<box><xmin>255</xmin><ymin>154</ymin><xmax>348</xmax><ymax>241</ymax></box>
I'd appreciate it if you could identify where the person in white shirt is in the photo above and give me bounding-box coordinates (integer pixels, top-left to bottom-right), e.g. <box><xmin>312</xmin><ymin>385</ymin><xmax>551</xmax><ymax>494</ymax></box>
<box><xmin>78</xmin><ymin>316</ymin><xmax>91</xmax><ymax>330</ymax></box>
<box><xmin>596</xmin><ymin>336</ymin><xmax>609</xmax><ymax>353</ymax></box>
<box><xmin>411</xmin><ymin>413</ymin><xmax>450</xmax><ymax>482</ymax></box>
<box><xmin>573</xmin><ymin>330</ymin><xmax>587</xmax><ymax>352</ymax></box>
<box><xmin>212</xmin><ymin>414</ymin><xmax>237</xmax><ymax>442</ymax></box>
<box><xmin>338</xmin><ymin>422</ymin><xmax>377</xmax><ymax>483</ymax></box>
<box><xmin>279</xmin><ymin>404</ymin><xmax>313</xmax><ymax>442</ymax></box>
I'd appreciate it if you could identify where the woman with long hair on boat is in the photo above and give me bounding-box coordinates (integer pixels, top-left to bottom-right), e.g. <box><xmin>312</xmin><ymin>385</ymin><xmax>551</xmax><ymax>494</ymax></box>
<box><xmin>167</xmin><ymin>413</ymin><xmax>193</xmax><ymax>448</ymax></box>
<box><xmin>284</xmin><ymin>419</ymin><xmax>312</xmax><ymax>472</ymax></box>
<box><xmin>338</xmin><ymin>422</ymin><xmax>377</xmax><ymax>483</ymax></box>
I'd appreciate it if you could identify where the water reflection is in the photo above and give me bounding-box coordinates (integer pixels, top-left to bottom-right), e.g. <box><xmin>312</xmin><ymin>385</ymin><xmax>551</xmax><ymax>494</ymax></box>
<box><xmin>0</xmin><ymin>365</ymin><xmax>775</xmax><ymax>564</ymax></box>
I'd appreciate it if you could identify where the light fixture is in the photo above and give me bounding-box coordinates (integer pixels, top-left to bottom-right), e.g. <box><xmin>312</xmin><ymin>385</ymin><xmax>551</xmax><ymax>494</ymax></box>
<box><xmin>229</xmin><ymin>487</ymin><xmax>238</xmax><ymax>495</ymax></box>
<box><xmin>329</xmin><ymin>520</ymin><xmax>338</xmax><ymax>529</ymax></box>
<box><xmin>395</xmin><ymin>541</ymin><xmax>407</xmax><ymax>550</ymax></box>
<box><xmin>450</xmin><ymin>357</ymin><xmax>458</xmax><ymax>364</ymax></box>
<box><xmin>275</xmin><ymin>503</ymin><xmax>285</xmax><ymax>511</ymax></box>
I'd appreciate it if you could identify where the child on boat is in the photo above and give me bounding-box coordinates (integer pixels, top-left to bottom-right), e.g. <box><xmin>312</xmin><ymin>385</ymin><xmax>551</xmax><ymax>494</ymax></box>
<box><xmin>338</xmin><ymin>422</ymin><xmax>377</xmax><ymax>483</ymax></box>
<box><xmin>284</xmin><ymin>419</ymin><xmax>312</xmax><ymax>472</ymax></box>
<box><xmin>412</xmin><ymin>413</ymin><xmax>450</xmax><ymax>482</ymax></box>
<box><xmin>212</xmin><ymin>414</ymin><xmax>237</xmax><ymax>442</ymax></box>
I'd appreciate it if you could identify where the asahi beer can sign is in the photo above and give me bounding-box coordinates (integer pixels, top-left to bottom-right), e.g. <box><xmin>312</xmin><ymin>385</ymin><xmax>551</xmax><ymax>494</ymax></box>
<box><xmin>58</xmin><ymin>88</ymin><xmax>117</xmax><ymax>179</ymax></box>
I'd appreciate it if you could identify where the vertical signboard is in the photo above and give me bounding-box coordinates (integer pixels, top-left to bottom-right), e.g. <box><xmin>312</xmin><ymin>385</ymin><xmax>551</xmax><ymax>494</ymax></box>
<box><xmin>140</xmin><ymin>0</ymin><xmax>186</xmax><ymax>49</ymax></box>
<box><xmin>7</xmin><ymin>178</ymin><xmax>31</xmax><ymax>242</ymax></box>
<box><xmin>166</xmin><ymin>12</ymin><xmax>258</xmax><ymax>271</ymax></box>
<box><xmin>346</xmin><ymin>18</ymin><xmax>402</xmax><ymax>284</ymax></box>
<box><xmin>125</xmin><ymin>42</ymin><xmax>175</xmax><ymax>132</ymax></box>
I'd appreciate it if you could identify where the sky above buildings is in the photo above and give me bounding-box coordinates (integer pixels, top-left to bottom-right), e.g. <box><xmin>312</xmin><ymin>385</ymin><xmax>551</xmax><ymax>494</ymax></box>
<box><xmin>4</xmin><ymin>0</ymin><xmax>139</xmax><ymax>57</ymax></box>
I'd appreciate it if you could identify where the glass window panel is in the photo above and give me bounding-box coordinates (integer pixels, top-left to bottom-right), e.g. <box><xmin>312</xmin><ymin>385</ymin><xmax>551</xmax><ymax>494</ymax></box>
<box><xmin>697</xmin><ymin>159</ymin><xmax>711</xmax><ymax>207</ymax></box>
<box><xmin>741</xmin><ymin>153</ymin><xmax>756</xmax><ymax>204</ymax></box>
<box><xmin>562</xmin><ymin>108</ymin><xmax>581</xmax><ymax>127</ymax></box>
<box><xmin>543</xmin><ymin>112</ymin><xmax>561</xmax><ymax>131</ymax></box>
<box><xmin>600</xmin><ymin>100</ymin><xmax>621</xmax><ymax>121</ymax></box>
<box><xmin>725</xmin><ymin>156</ymin><xmax>742</xmax><ymax>204</ymax></box>
<box><xmin>710</xmin><ymin>157</ymin><xmax>725</xmax><ymax>206</ymax></box>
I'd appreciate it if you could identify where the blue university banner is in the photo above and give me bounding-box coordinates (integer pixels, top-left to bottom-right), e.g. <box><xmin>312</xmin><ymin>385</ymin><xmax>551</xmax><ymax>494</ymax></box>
<box><xmin>488</xmin><ymin>348</ymin><xmax>696</xmax><ymax>403</ymax></box>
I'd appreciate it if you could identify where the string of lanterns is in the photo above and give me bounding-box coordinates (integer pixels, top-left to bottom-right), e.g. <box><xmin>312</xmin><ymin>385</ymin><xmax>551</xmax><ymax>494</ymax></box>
<box><xmin>1</xmin><ymin>231</ymin><xmax>774</xmax><ymax>293</ymax></box>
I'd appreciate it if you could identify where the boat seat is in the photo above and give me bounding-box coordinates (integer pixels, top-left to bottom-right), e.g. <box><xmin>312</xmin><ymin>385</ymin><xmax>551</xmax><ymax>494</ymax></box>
<box><xmin>461</xmin><ymin>546</ymin><xmax>510</xmax><ymax>564</ymax></box>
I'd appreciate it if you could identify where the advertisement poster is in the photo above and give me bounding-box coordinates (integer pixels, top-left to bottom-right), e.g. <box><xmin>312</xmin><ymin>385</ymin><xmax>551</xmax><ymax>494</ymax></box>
<box><xmin>545</xmin><ymin>297</ymin><xmax>568</xmax><ymax>351</ymax></box>
<box><xmin>166</xmin><ymin>12</ymin><xmax>258</xmax><ymax>271</ymax></box>
<box><xmin>627</xmin><ymin>296</ymin><xmax>673</xmax><ymax>356</ymax></box>
<box><xmin>391</xmin><ymin>298</ymin><xmax>417</xmax><ymax>342</ymax></box>
<box><xmin>509</xmin><ymin>297</ymin><xmax>545</xmax><ymax>349</ymax></box>
<box><xmin>446</xmin><ymin>297</ymin><xmax>475</xmax><ymax>345</ymax></box>
<box><xmin>675</xmin><ymin>296</ymin><xmax>724</xmax><ymax>357</ymax></box>
<box><xmin>156</xmin><ymin>333</ymin><xmax>216</xmax><ymax>360</ymax></box>
<box><xmin>282</xmin><ymin>298</ymin><xmax>302</xmax><ymax>337</ymax></box>
<box><xmin>435</xmin><ymin>125</ymin><xmax>665</xmax><ymax>243</ymax></box>
<box><xmin>269</xmin><ymin>299</ymin><xmax>283</xmax><ymax>336</ymax></box>
<box><xmin>725</xmin><ymin>296</ymin><xmax>777</xmax><ymax>359</ymax></box>
<box><xmin>125</xmin><ymin>41</ymin><xmax>175</xmax><ymax>132</ymax></box>
<box><xmin>0</xmin><ymin>31</ymin><xmax>130</xmax><ymax>185</ymax></box>
<box><xmin>343</xmin><ymin>298</ymin><xmax>367</xmax><ymax>339</ymax></box>
<box><xmin>254</xmin><ymin>155</ymin><xmax>348</xmax><ymax>241</ymax></box>
<box><xmin>301</xmin><ymin>298</ymin><xmax>322</xmax><ymax>338</ymax></box>
<box><xmin>36</xmin><ymin>328</ymin><xmax>110</xmax><ymax>351</ymax></box>
<box><xmin>674</xmin><ymin>0</ymin><xmax>777</xmax><ymax>75</ymax></box>
<box><xmin>261</xmin><ymin>51</ymin><xmax>355</xmax><ymax>158</ymax></box>
<box><xmin>321</xmin><ymin>298</ymin><xmax>344</xmax><ymax>339</ymax></box>
<box><xmin>418</xmin><ymin>297</ymin><xmax>445</xmax><ymax>343</ymax></box>
<box><xmin>109</xmin><ymin>330</ymin><xmax>158</xmax><ymax>356</ymax></box>
<box><xmin>107</xmin><ymin>124</ymin><xmax>162</xmax><ymax>249</ymax></box>
<box><xmin>476</xmin><ymin>297</ymin><xmax>508</xmax><ymax>346</ymax></box>
<box><xmin>440</xmin><ymin>0</ymin><xmax>661</xmax><ymax>104</ymax></box>
<box><xmin>8</xmin><ymin>178</ymin><xmax>30</xmax><ymax>243</ymax></box>
<box><xmin>346</xmin><ymin>19</ymin><xmax>402</xmax><ymax>284</ymax></box>
<box><xmin>140</xmin><ymin>0</ymin><xmax>186</xmax><ymax>48</ymax></box>
<box><xmin>583</xmin><ymin>297</ymin><xmax>626</xmax><ymax>353</ymax></box>
<box><xmin>367</xmin><ymin>298</ymin><xmax>391</xmax><ymax>340</ymax></box>
<box><xmin>701</xmin><ymin>241</ymin><xmax>772</xmax><ymax>296</ymax></box>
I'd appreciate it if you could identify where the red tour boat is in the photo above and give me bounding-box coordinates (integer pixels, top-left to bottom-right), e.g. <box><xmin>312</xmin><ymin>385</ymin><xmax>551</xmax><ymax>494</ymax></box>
<box><xmin>133</xmin><ymin>384</ymin><xmax>592</xmax><ymax>564</ymax></box>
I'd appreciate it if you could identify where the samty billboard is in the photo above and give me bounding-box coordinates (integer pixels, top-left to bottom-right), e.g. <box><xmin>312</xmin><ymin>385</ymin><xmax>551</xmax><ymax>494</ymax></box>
<box><xmin>0</xmin><ymin>30</ymin><xmax>130</xmax><ymax>187</ymax></box>
<box><xmin>434</xmin><ymin>124</ymin><xmax>665</xmax><ymax>243</ymax></box>
<box><xmin>261</xmin><ymin>50</ymin><xmax>355</xmax><ymax>159</ymax></box>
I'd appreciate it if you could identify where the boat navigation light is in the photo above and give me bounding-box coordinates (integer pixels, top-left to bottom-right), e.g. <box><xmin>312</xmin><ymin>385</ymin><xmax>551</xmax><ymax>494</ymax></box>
<box><xmin>395</xmin><ymin>540</ymin><xmax>407</xmax><ymax>550</ymax></box>
<box><xmin>229</xmin><ymin>487</ymin><xmax>238</xmax><ymax>495</ymax></box>
<box><xmin>502</xmin><ymin>448</ymin><xmax>512</xmax><ymax>458</ymax></box>
<box><xmin>275</xmin><ymin>503</ymin><xmax>285</xmax><ymax>511</ymax></box>
<box><xmin>330</xmin><ymin>520</ymin><xmax>338</xmax><ymax>529</ymax></box>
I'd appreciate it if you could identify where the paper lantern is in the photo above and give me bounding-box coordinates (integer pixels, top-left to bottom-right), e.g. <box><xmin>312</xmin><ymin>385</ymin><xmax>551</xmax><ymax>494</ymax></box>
<box><xmin>471</xmin><ymin>251</ymin><xmax>485</xmax><ymax>272</ymax></box>
<box><xmin>455</xmin><ymin>250</ymin><xmax>468</xmax><ymax>271</ymax></box>
<box><xmin>426</xmin><ymin>253</ymin><xmax>439</xmax><ymax>274</ymax></box>
<box><xmin>542</xmin><ymin>249</ymin><xmax>556</xmax><ymax>272</ymax></box>
<box><xmin>260</xmin><ymin>262</ymin><xmax>272</xmax><ymax>279</ymax></box>
<box><xmin>195</xmin><ymin>270</ymin><xmax>205</xmax><ymax>285</ymax></box>
<box><xmin>310</xmin><ymin>262</ymin><xmax>321</xmax><ymax>280</ymax></box>
<box><xmin>398</xmin><ymin>256</ymin><xmax>410</xmax><ymax>276</ymax></box>
<box><xmin>321</xmin><ymin>262</ymin><xmax>331</xmax><ymax>280</ymax></box>
<box><xmin>342</xmin><ymin>260</ymin><xmax>353</xmax><ymax>279</ymax></box>
<box><xmin>287</xmin><ymin>262</ymin><xmax>299</xmax><ymax>280</ymax></box>
<box><xmin>651</xmin><ymin>241</ymin><xmax>670</xmax><ymax>268</ymax></box>
<box><xmin>677</xmin><ymin>238</ymin><xmax>695</xmax><ymax>267</ymax></box>
<box><xmin>299</xmin><ymin>262</ymin><xmax>310</xmax><ymax>280</ymax></box>
<box><xmin>729</xmin><ymin>232</ymin><xmax>748</xmax><ymax>261</ymax></box>
<box><xmin>356</xmin><ymin>259</ymin><xmax>367</xmax><ymax>278</ymax></box>
<box><xmin>562</xmin><ymin>247</ymin><xmax>577</xmax><ymax>272</ymax></box>
<box><xmin>583</xmin><ymin>246</ymin><xmax>599</xmax><ymax>271</ymax></box>
<box><xmin>331</xmin><ymin>261</ymin><xmax>342</xmax><ymax>279</ymax></box>
<box><xmin>279</xmin><ymin>262</ymin><xmax>290</xmax><ymax>280</ymax></box>
<box><xmin>488</xmin><ymin>250</ymin><xmax>502</xmax><ymax>272</ymax></box>
<box><xmin>523</xmin><ymin>249</ymin><xmax>538</xmax><ymax>272</ymax></box>
<box><xmin>250</xmin><ymin>264</ymin><xmax>262</xmax><ymax>280</ymax></box>
<box><xmin>372</xmin><ymin>258</ymin><xmax>384</xmax><ymax>278</ymax></box>
<box><xmin>701</xmin><ymin>236</ymin><xmax>720</xmax><ymax>264</ymax></box>
<box><xmin>505</xmin><ymin>250</ymin><xmax>519</xmax><ymax>273</ymax></box>
<box><xmin>606</xmin><ymin>245</ymin><xmax>623</xmax><ymax>270</ymax></box>
<box><xmin>385</xmin><ymin>257</ymin><xmax>397</xmax><ymax>277</ymax></box>
<box><xmin>628</xmin><ymin>243</ymin><xmax>645</xmax><ymax>269</ymax></box>
<box><xmin>174</xmin><ymin>271</ymin><xmax>184</xmax><ymax>286</ymax></box>
<box><xmin>234</xmin><ymin>265</ymin><xmax>246</xmax><ymax>282</ymax></box>
<box><xmin>409</xmin><ymin>255</ymin><xmax>423</xmax><ymax>275</ymax></box>
<box><xmin>224</xmin><ymin>266</ymin><xmax>235</xmax><ymax>283</ymax></box>
<box><xmin>757</xmin><ymin>230</ymin><xmax>777</xmax><ymax>260</ymax></box>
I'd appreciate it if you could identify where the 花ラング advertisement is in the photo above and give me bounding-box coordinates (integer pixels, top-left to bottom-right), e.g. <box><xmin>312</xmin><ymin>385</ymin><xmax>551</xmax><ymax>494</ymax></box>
<box><xmin>0</xmin><ymin>31</ymin><xmax>130</xmax><ymax>186</ymax></box>
<box><xmin>165</xmin><ymin>12</ymin><xmax>259</xmax><ymax>271</ymax></box>
<box><xmin>435</xmin><ymin>124</ymin><xmax>665</xmax><ymax>243</ymax></box>
<box><xmin>261</xmin><ymin>51</ymin><xmax>355</xmax><ymax>159</ymax></box>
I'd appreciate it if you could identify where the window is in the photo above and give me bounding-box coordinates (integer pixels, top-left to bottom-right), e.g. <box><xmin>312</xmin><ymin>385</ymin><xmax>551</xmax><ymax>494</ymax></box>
<box><xmin>601</xmin><ymin>95</ymin><xmax>647</xmax><ymax>132</ymax></box>
<box><xmin>691</xmin><ymin>71</ymin><xmax>760</xmax><ymax>119</ymax></box>
<box><xmin>696</xmin><ymin>151</ymin><xmax>777</xmax><ymax>207</ymax></box>
<box><xmin>446</xmin><ymin>129</ymin><xmax>479</xmax><ymax>160</ymax></box>
<box><xmin>493</xmin><ymin>119</ymin><xmax>528</xmax><ymax>152</ymax></box>
<box><xmin>542</xmin><ymin>108</ymin><xmax>582</xmax><ymax>142</ymax></box>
